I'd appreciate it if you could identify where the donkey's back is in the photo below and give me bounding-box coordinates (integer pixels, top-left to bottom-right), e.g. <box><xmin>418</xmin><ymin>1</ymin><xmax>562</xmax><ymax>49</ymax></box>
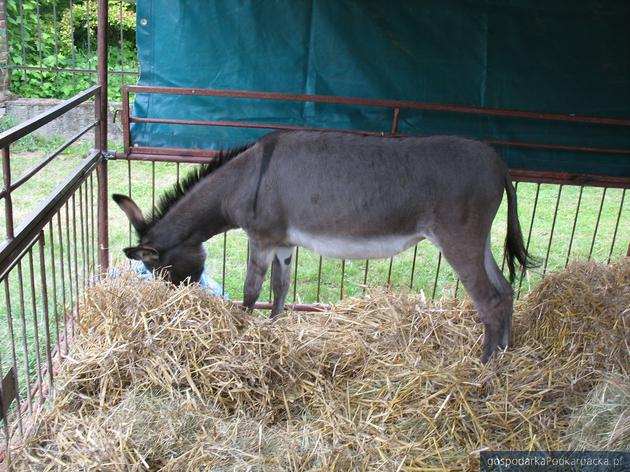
<box><xmin>232</xmin><ymin>132</ymin><xmax>507</xmax><ymax>247</ymax></box>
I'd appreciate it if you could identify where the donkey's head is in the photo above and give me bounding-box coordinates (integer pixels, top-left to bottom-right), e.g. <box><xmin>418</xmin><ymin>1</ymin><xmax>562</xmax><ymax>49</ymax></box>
<box><xmin>113</xmin><ymin>194</ymin><xmax>207</xmax><ymax>285</ymax></box>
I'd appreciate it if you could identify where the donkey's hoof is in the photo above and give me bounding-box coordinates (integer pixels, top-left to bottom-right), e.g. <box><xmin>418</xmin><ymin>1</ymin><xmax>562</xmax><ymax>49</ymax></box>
<box><xmin>480</xmin><ymin>345</ymin><xmax>498</xmax><ymax>364</ymax></box>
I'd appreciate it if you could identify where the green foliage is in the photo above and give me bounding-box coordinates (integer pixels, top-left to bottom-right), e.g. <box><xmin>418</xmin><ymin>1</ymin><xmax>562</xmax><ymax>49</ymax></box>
<box><xmin>5</xmin><ymin>0</ymin><xmax>137</xmax><ymax>101</ymax></box>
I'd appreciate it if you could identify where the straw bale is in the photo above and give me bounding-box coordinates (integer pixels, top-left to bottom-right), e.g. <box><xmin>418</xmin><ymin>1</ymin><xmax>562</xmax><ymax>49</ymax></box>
<box><xmin>9</xmin><ymin>259</ymin><xmax>629</xmax><ymax>471</ymax></box>
<box><xmin>565</xmin><ymin>373</ymin><xmax>629</xmax><ymax>450</ymax></box>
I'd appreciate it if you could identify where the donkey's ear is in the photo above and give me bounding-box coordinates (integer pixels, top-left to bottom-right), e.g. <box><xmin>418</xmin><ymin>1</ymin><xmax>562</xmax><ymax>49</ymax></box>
<box><xmin>112</xmin><ymin>194</ymin><xmax>147</xmax><ymax>234</ymax></box>
<box><xmin>123</xmin><ymin>245</ymin><xmax>159</xmax><ymax>263</ymax></box>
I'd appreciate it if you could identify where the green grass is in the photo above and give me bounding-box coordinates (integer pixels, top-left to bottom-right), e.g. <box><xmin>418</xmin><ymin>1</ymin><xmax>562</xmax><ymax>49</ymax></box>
<box><xmin>105</xmin><ymin>159</ymin><xmax>629</xmax><ymax>303</ymax></box>
<box><xmin>0</xmin><ymin>136</ymin><xmax>628</xmax><ymax>420</ymax></box>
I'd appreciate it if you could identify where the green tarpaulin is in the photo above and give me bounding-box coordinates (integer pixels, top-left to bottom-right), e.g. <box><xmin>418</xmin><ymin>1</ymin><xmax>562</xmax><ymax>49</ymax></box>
<box><xmin>133</xmin><ymin>0</ymin><xmax>630</xmax><ymax>177</ymax></box>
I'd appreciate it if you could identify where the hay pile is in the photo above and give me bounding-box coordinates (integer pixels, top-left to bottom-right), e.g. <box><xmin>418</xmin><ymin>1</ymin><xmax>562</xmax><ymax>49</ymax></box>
<box><xmin>10</xmin><ymin>260</ymin><xmax>629</xmax><ymax>471</ymax></box>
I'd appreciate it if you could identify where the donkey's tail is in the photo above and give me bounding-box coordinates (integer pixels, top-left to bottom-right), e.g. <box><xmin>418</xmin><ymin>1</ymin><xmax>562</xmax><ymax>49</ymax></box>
<box><xmin>504</xmin><ymin>175</ymin><xmax>539</xmax><ymax>283</ymax></box>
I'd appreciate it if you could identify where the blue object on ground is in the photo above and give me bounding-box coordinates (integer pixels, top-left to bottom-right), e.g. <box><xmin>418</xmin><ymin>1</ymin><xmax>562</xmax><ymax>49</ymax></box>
<box><xmin>117</xmin><ymin>261</ymin><xmax>229</xmax><ymax>299</ymax></box>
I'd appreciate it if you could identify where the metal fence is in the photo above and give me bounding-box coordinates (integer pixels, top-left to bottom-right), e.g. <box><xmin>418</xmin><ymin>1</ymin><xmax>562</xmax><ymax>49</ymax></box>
<box><xmin>108</xmin><ymin>85</ymin><xmax>629</xmax><ymax>308</ymax></box>
<box><xmin>0</xmin><ymin>0</ymin><xmax>628</xmax><ymax>464</ymax></box>
<box><xmin>0</xmin><ymin>85</ymin><xmax>106</xmax><ymax>458</ymax></box>
<box><xmin>3</xmin><ymin>0</ymin><xmax>137</xmax><ymax>100</ymax></box>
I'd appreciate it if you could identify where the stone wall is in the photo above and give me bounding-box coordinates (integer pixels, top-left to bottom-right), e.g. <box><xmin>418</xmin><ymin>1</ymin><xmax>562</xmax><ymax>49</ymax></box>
<box><xmin>5</xmin><ymin>98</ymin><xmax>124</xmax><ymax>145</ymax></box>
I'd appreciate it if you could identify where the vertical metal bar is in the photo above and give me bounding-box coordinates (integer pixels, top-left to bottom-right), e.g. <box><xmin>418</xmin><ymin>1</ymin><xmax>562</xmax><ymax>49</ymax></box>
<box><xmin>3</xmin><ymin>278</ymin><xmax>23</xmax><ymax>436</ymax></box>
<box><xmin>17</xmin><ymin>0</ymin><xmax>27</xmax><ymax>72</ymax></box>
<box><xmin>51</xmin><ymin>0</ymin><xmax>60</xmax><ymax>85</ymax></box>
<box><xmin>431</xmin><ymin>252</ymin><xmax>442</xmax><ymax>300</ymax></box>
<box><xmin>386</xmin><ymin>257</ymin><xmax>393</xmax><ymax>286</ymax></box>
<box><xmin>409</xmin><ymin>244</ymin><xmax>418</xmax><ymax>289</ymax></box>
<box><xmin>86</xmin><ymin>0</ymin><xmax>92</xmax><ymax>71</ymax></box>
<box><xmin>315</xmin><ymin>256</ymin><xmax>323</xmax><ymax>303</ymax></box>
<box><xmin>96</xmin><ymin>0</ymin><xmax>109</xmax><ymax>272</ymax></box>
<box><xmin>222</xmin><ymin>232</ymin><xmax>227</xmax><ymax>297</ymax></box>
<box><xmin>565</xmin><ymin>185</ymin><xmax>584</xmax><ymax>268</ymax></box>
<box><xmin>38</xmin><ymin>233</ymin><xmax>54</xmax><ymax>392</ymax></box>
<box><xmin>48</xmin><ymin>221</ymin><xmax>60</xmax><ymax>351</ymax></box>
<box><xmin>72</xmin><ymin>195</ymin><xmax>80</xmax><ymax>320</ymax></box>
<box><xmin>588</xmin><ymin>187</ymin><xmax>607</xmax><ymax>260</ymax></box>
<box><xmin>151</xmin><ymin>161</ymin><xmax>156</xmax><ymax>220</ymax></box>
<box><xmin>517</xmin><ymin>183</ymin><xmax>540</xmax><ymax>297</ymax></box>
<box><xmin>90</xmin><ymin>173</ymin><xmax>96</xmax><ymax>278</ymax></box>
<box><xmin>34</xmin><ymin>0</ymin><xmax>44</xmax><ymax>84</ymax></box>
<box><xmin>127</xmin><ymin>159</ymin><xmax>132</xmax><ymax>245</ymax></box>
<box><xmin>57</xmin><ymin>212</ymin><xmax>69</xmax><ymax>354</ymax></box>
<box><xmin>607</xmin><ymin>189</ymin><xmax>626</xmax><ymax>264</ymax></box>
<box><xmin>340</xmin><ymin>259</ymin><xmax>346</xmax><ymax>300</ymax></box>
<box><xmin>27</xmin><ymin>249</ymin><xmax>44</xmax><ymax>402</ymax></box>
<box><xmin>176</xmin><ymin>162</ymin><xmax>181</xmax><ymax>184</ymax></box>
<box><xmin>96</xmin><ymin>156</ymin><xmax>109</xmax><ymax>273</ymax></box>
<box><xmin>122</xmin><ymin>86</ymin><xmax>131</xmax><ymax>153</ymax></box>
<box><xmin>362</xmin><ymin>260</ymin><xmax>369</xmax><ymax>295</ymax></box>
<box><xmin>0</xmin><ymin>349</ymin><xmax>10</xmax><ymax>450</ymax></box>
<box><xmin>2</xmin><ymin>147</ymin><xmax>14</xmax><ymax>239</ymax></box>
<box><xmin>82</xmin><ymin>182</ymin><xmax>89</xmax><ymax>280</ymax></box>
<box><xmin>68</xmin><ymin>0</ymin><xmax>77</xmax><ymax>89</ymax></box>
<box><xmin>16</xmin><ymin>262</ymin><xmax>32</xmax><ymax>414</ymax></box>
<box><xmin>65</xmin><ymin>203</ymin><xmax>75</xmax><ymax>336</ymax></box>
<box><xmin>542</xmin><ymin>185</ymin><xmax>563</xmax><ymax>276</ymax></box>
<box><xmin>292</xmin><ymin>247</ymin><xmax>299</xmax><ymax>303</ymax></box>
<box><xmin>119</xmin><ymin>0</ymin><xmax>125</xmax><ymax>88</ymax></box>
<box><xmin>79</xmin><ymin>182</ymin><xmax>87</xmax><ymax>291</ymax></box>
<box><xmin>391</xmin><ymin>108</ymin><xmax>400</xmax><ymax>135</ymax></box>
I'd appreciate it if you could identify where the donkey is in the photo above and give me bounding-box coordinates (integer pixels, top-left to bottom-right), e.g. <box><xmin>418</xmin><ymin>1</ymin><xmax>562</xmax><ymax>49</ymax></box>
<box><xmin>113</xmin><ymin>130</ymin><xmax>536</xmax><ymax>362</ymax></box>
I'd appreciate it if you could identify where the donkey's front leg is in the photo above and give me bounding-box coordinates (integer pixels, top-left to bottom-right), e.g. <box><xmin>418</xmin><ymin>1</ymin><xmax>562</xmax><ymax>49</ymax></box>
<box><xmin>242</xmin><ymin>240</ymin><xmax>275</xmax><ymax>311</ymax></box>
<box><xmin>271</xmin><ymin>247</ymin><xmax>294</xmax><ymax>318</ymax></box>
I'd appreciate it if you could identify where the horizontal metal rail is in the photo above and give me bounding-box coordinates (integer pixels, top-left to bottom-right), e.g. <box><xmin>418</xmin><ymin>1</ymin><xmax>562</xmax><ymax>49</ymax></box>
<box><xmin>126</xmin><ymin>115</ymin><xmax>630</xmax><ymax>158</ymax></box>
<box><xmin>125</xmin><ymin>85</ymin><xmax>630</xmax><ymax>127</ymax></box>
<box><xmin>7</xmin><ymin>65</ymin><xmax>138</xmax><ymax>76</ymax></box>
<box><xmin>113</xmin><ymin>150</ymin><xmax>630</xmax><ymax>189</ymax></box>
<box><xmin>509</xmin><ymin>169</ymin><xmax>630</xmax><ymax>189</ymax></box>
<box><xmin>0</xmin><ymin>121</ymin><xmax>99</xmax><ymax>200</ymax></box>
<box><xmin>119</xmin><ymin>86</ymin><xmax>630</xmax><ymax>188</ymax></box>
<box><xmin>0</xmin><ymin>85</ymin><xmax>101</xmax><ymax>149</ymax></box>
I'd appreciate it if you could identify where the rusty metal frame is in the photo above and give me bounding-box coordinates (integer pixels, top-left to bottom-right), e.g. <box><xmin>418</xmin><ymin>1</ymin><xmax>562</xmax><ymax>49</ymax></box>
<box><xmin>116</xmin><ymin>85</ymin><xmax>630</xmax><ymax>189</ymax></box>
<box><xmin>0</xmin><ymin>0</ymin><xmax>110</xmax><ymax>450</ymax></box>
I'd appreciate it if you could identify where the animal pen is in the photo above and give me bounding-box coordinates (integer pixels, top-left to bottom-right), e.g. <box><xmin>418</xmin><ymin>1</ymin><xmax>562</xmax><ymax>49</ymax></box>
<box><xmin>0</xmin><ymin>0</ymin><xmax>628</xmax><ymax>468</ymax></box>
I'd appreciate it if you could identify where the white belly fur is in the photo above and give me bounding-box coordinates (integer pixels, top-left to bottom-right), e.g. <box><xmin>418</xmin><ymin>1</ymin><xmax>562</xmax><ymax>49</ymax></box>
<box><xmin>287</xmin><ymin>228</ymin><xmax>424</xmax><ymax>259</ymax></box>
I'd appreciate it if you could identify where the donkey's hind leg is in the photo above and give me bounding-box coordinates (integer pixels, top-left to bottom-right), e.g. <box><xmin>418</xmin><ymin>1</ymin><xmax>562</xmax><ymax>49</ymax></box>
<box><xmin>243</xmin><ymin>239</ymin><xmax>275</xmax><ymax>311</ymax></box>
<box><xmin>431</xmin><ymin>232</ymin><xmax>511</xmax><ymax>363</ymax></box>
<box><xmin>483</xmin><ymin>236</ymin><xmax>514</xmax><ymax>349</ymax></box>
<box><xmin>271</xmin><ymin>247</ymin><xmax>294</xmax><ymax>318</ymax></box>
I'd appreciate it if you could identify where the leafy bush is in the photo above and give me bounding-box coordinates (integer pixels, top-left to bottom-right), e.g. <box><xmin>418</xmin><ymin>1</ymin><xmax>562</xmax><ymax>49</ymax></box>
<box><xmin>5</xmin><ymin>0</ymin><xmax>137</xmax><ymax>101</ymax></box>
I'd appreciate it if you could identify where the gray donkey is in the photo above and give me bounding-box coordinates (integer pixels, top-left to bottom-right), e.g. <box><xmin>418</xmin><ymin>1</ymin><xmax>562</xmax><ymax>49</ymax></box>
<box><xmin>113</xmin><ymin>130</ymin><xmax>536</xmax><ymax>362</ymax></box>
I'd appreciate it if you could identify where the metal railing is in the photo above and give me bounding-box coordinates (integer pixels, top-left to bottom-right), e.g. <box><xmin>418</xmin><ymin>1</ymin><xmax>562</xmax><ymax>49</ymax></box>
<box><xmin>3</xmin><ymin>0</ymin><xmax>137</xmax><ymax>100</ymax></box>
<box><xmin>106</xmin><ymin>85</ymin><xmax>628</xmax><ymax>310</ymax></box>
<box><xmin>0</xmin><ymin>84</ymin><xmax>105</xmax><ymax>459</ymax></box>
<box><xmin>0</xmin><ymin>82</ymin><xmax>626</xmax><ymax>461</ymax></box>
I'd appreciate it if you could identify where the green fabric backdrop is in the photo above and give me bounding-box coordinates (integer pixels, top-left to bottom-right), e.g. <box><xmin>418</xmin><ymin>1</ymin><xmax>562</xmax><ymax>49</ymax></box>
<box><xmin>132</xmin><ymin>0</ymin><xmax>630</xmax><ymax>177</ymax></box>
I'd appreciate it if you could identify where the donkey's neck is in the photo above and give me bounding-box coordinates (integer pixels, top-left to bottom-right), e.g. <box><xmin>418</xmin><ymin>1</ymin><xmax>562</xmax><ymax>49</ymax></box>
<box><xmin>145</xmin><ymin>174</ymin><xmax>234</xmax><ymax>250</ymax></box>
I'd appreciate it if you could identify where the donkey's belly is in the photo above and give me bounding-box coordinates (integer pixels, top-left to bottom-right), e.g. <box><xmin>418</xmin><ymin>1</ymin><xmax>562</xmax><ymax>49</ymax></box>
<box><xmin>287</xmin><ymin>228</ymin><xmax>424</xmax><ymax>259</ymax></box>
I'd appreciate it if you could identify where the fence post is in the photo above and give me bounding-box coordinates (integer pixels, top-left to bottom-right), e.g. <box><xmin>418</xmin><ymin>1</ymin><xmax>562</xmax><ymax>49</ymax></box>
<box><xmin>96</xmin><ymin>0</ymin><xmax>109</xmax><ymax>272</ymax></box>
<box><xmin>0</xmin><ymin>0</ymin><xmax>9</xmax><ymax>116</ymax></box>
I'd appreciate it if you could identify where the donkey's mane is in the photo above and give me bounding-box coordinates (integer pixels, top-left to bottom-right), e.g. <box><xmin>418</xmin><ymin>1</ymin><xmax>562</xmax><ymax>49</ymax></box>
<box><xmin>144</xmin><ymin>142</ymin><xmax>254</xmax><ymax>232</ymax></box>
